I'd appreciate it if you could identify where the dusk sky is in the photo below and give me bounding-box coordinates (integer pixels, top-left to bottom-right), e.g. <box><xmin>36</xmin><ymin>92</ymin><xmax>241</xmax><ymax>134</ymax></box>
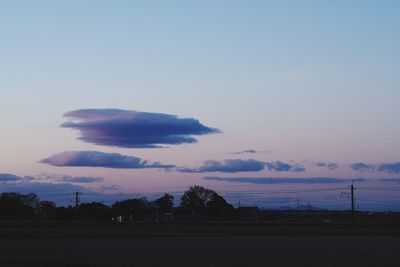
<box><xmin>1</xmin><ymin>1</ymin><xmax>400</xmax><ymax>210</ymax></box>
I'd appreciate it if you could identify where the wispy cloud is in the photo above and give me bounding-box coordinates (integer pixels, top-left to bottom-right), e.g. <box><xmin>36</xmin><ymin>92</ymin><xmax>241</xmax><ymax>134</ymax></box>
<box><xmin>376</xmin><ymin>162</ymin><xmax>400</xmax><ymax>174</ymax></box>
<box><xmin>61</xmin><ymin>109</ymin><xmax>220</xmax><ymax>148</ymax></box>
<box><xmin>101</xmin><ymin>185</ymin><xmax>121</xmax><ymax>191</ymax></box>
<box><xmin>315</xmin><ymin>162</ymin><xmax>339</xmax><ymax>170</ymax></box>
<box><xmin>380</xmin><ymin>178</ymin><xmax>400</xmax><ymax>183</ymax></box>
<box><xmin>33</xmin><ymin>173</ymin><xmax>103</xmax><ymax>183</ymax></box>
<box><xmin>60</xmin><ymin>176</ymin><xmax>103</xmax><ymax>183</ymax></box>
<box><xmin>204</xmin><ymin>176</ymin><xmax>366</xmax><ymax>184</ymax></box>
<box><xmin>265</xmin><ymin>161</ymin><xmax>306</xmax><ymax>173</ymax></box>
<box><xmin>41</xmin><ymin>151</ymin><xmax>175</xmax><ymax>169</ymax></box>
<box><xmin>178</xmin><ymin>159</ymin><xmax>306</xmax><ymax>173</ymax></box>
<box><xmin>230</xmin><ymin>149</ymin><xmax>269</xmax><ymax>155</ymax></box>
<box><xmin>350</xmin><ymin>163</ymin><xmax>376</xmax><ymax>172</ymax></box>
<box><xmin>178</xmin><ymin>159</ymin><xmax>265</xmax><ymax>173</ymax></box>
<box><xmin>350</xmin><ymin>162</ymin><xmax>400</xmax><ymax>174</ymax></box>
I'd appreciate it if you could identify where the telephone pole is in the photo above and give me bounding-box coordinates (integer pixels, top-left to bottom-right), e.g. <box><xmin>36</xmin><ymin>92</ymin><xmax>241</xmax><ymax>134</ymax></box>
<box><xmin>350</xmin><ymin>182</ymin><xmax>355</xmax><ymax>223</ymax></box>
<box><xmin>75</xmin><ymin>191</ymin><xmax>81</xmax><ymax>208</ymax></box>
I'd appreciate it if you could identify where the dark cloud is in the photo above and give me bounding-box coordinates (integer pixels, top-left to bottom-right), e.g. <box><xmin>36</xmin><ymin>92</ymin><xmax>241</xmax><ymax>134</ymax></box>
<box><xmin>60</xmin><ymin>176</ymin><xmax>103</xmax><ymax>183</ymax></box>
<box><xmin>178</xmin><ymin>159</ymin><xmax>265</xmax><ymax>173</ymax></box>
<box><xmin>0</xmin><ymin>173</ymin><xmax>22</xmax><ymax>181</ymax></box>
<box><xmin>61</xmin><ymin>109</ymin><xmax>220</xmax><ymax>148</ymax></box>
<box><xmin>265</xmin><ymin>161</ymin><xmax>306</xmax><ymax>173</ymax></box>
<box><xmin>350</xmin><ymin>163</ymin><xmax>376</xmax><ymax>172</ymax></box>
<box><xmin>41</xmin><ymin>151</ymin><xmax>175</xmax><ymax>169</ymax></box>
<box><xmin>315</xmin><ymin>162</ymin><xmax>339</xmax><ymax>170</ymax></box>
<box><xmin>203</xmin><ymin>176</ymin><xmax>366</xmax><ymax>184</ymax></box>
<box><xmin>376</xmin><ymin>162</ymin><xmax>400</xmax><ymax>174</ymax></box>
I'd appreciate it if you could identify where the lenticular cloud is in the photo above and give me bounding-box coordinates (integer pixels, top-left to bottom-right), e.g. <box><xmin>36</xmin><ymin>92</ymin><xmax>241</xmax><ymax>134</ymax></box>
<box><xmin>40</xmin><ymin>151</ymin><xmax>175</xmax><ymax>169</ymax></box>
<box><xmin>61</xmin><ymin>109</ymin><xmax>220</xmax><ymax>148</ymax></box>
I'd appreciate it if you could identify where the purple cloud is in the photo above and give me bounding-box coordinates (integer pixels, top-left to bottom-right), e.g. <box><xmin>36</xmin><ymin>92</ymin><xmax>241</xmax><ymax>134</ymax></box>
<box><xmin>61</xmin><ymin>109</ymin><xmax>220</xmax><ymax>148</ymax></box>
<box><xmin>178</xmin><ymin>159</ymin><xmax>306</xmax><ymax>173</ymax></box>
<box><xmin>40</xmin><ymin>151</ymin><xmax>175</xmax><ymax>169</ymax></box>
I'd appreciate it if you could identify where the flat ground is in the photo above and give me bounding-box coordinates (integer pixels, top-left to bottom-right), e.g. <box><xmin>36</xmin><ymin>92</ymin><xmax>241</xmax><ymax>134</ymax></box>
<box><xmin>0</xmin><ymin>221</ymin><xmax>399</xmax><ymax>267</ymax></box>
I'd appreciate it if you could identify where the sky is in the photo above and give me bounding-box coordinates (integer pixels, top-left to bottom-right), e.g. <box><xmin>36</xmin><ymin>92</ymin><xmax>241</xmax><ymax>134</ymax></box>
<box><xmin>1</xmin><ymin>0</ymin><xmax>400</xmax><ymax>210</ymax></box>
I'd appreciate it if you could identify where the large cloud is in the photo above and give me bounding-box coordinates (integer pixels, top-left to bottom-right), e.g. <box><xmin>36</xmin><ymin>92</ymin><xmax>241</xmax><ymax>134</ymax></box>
<box><xmin>41</xmin><ymin>151</ymin><xmax>175</xmax><ymax>169</ymax></box>
<box><xmin>203</xmin><ymin>176</ymin><xmax>366</xmax><ymax>184</ymax></box>
<box><xmin>61</xmin><ymin>109</ymin><xmax>220</xmax><ymax>148</ymax></box>
<box><xmin>0</xmin><ymin>173</ymin><xmax>23</xmax><ymax>182</ymax></box>
<box><xmin>178</xmin><ymin>159</ymin><xmax>306</xmax><ymax>173</ymax></box>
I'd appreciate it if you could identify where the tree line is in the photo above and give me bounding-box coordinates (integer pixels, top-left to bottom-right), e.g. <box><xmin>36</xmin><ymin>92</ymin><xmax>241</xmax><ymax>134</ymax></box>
<box><xmin>0</xmin><ymin>185</ymin><xmax>261</xmax><ymax>221</ymax></box>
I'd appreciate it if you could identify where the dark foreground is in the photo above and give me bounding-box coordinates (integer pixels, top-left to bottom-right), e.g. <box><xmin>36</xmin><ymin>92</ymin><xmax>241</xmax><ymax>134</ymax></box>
<box><xmin>1</xmin><ymin>221</ymin><xmax>399</xmax><ymax>267</ymax></box>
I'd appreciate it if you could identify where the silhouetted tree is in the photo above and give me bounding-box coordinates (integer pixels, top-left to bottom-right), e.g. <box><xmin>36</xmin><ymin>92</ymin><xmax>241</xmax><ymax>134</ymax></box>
<box><xmin>21</xmin><ymin>193</ymin><xmax>40</xmax><ymax>211</ymax></box>
<box><xmin>180</xmin><ymin>186</ymin><xmax>216</xmax><ymax>213</ymax></box>
<box><xmin>154</xmin><ymin>194</ymin><xmax>174</xmax><ymax>213</ymax></box>
<box><xmin>0</xmin><ymin>193</ymin><xmax>36</xmax><ymax>219</ymax></box>
<box><xmin>112</xmin><ymin>198</ymin><xmax>150</xmax><ymax>221</ymax></box>
<box><xmin>206</xmin><ymin>193</ymin><xmax>235</xmax><ymax>220</ymax></box>
<box><xmin>78</xmin><ymin>202</ymin><xmax>110</xmax><ymax>220</ymax></box>
<box><xmin>38</xmin><ymin>201</ymin><xmax>57</xmax><ymax>219</ymax></box>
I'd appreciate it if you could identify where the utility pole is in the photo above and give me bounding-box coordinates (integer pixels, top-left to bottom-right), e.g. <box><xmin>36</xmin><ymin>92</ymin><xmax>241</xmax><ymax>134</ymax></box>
<box><xmin>75</xmin><ymin>191</ymin><xmax>81</xmax><ymax>208</ymax></box>
<box><xmin>350</xmin><ymin>182</ymin><xmax>355</xmax><ymax>223</ymax></box>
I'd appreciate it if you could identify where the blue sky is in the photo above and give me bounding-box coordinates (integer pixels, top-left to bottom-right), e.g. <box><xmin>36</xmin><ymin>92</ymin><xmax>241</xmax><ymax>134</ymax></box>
<box><xmin>1</xmin><ymin>1</ymin><xmax>400</xmax><ymax>210</ymax></box>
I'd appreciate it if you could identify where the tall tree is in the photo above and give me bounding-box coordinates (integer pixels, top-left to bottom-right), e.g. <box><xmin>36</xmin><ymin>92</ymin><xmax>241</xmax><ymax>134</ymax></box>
<box><xmin>180</xmin><ymin>185</ymin><xmax>216</xmax><ymax>213</ymax></box>
<box><xmin>154</xmin><ymin>194</ymin><xmax>174</xmax><ymax>213</ymax></box>
<box><xmin>206</xmin><ymin>193</ymin><xmax>235</xmax><ymax>219</ymax></box>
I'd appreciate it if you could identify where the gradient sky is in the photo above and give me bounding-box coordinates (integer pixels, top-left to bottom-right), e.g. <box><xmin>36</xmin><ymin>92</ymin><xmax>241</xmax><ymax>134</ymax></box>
<box><xmin>1</xmin><ymin>1</ymin><xmax>400</xmax><ymax>210</ymax></box>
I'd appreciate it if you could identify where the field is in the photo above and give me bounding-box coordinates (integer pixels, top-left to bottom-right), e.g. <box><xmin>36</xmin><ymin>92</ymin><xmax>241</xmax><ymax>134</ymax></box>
<box><xmin>1</xmin><ymin>220</ymin><xmax>399</xmax><ymax>267</ymax></box>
